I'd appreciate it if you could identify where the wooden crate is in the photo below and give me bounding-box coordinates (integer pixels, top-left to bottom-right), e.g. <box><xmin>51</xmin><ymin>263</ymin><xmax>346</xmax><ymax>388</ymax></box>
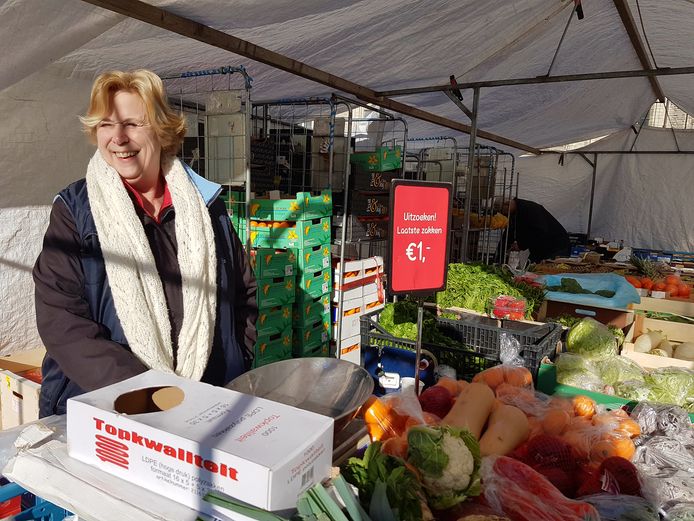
<box><xmin>633</xmin><ymin>295</ymin><xmax>694</xmax><ymax>317</ymax></box>
<box><xmin>537</xmin><ymin>299</ymin><xmax>635</xmax><ymax>328</ymax></box>
<box><xmin>621</xmin><ymin>314</ymin><xmax>694</xmax><ymax>369</ymax></box>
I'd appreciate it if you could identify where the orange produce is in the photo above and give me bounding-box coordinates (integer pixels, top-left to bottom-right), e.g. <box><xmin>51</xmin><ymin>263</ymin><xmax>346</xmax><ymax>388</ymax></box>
<box><xmin>653</xmin><ymin>281</ymin><xmax>667</xmax><ymax>291</ymax></box>
<box><xmin>665</xmin><ymin>274</ymin><xmax>681</xmax><ymax>286</ymax></box>
<box><xmin>435</xmin><ymin>376</ymin><xmax>460</xmax><ymax>397</ymax></box>
<box><xmin>472</xmin><ymin>365</ymin><xmax>533</xmax><ymax>390</ymax></box>
<box><xmin>665</xmin><ymin>284</ymin><xmax>680</xmax><ymax>296</ymax></box>
<box><xmin>361</xmin><ymin>396</ymin><xmax>407</xmax><ymax>441</ymax></box>
<box><xmin>590</xmin><ymin>436</ymin><xmax>635</xmax><ymax>463</ymax></box>
<box><xmin>542</xmin><ymin>408</ymin><xmax>572</xmax><ymax>436</ymax></box>
<box><xmin>640</xmin><ymin>277</ymin><xmax>654</xmax><ymax>290</ymax></box>
<box><xmin>381</xmin><ymin>435</ymin><xmax>408</xmax><ymax>459</ymax></box>
<box><xmin>572</xmin><ymin>396</ymin><xmax>596</xmax><ymax>418</ymax></box>
<box><xmin>678</xmin><ymin>284</ymin><xmax>691</xmax><ymax>298</ymax></box>
<box><xmin>625</xmin><ymin>276</ymin><xmax>641</xmax><ymax>288</ymax></box>
<box><xmin>615</xmin><ymin>418</ymin><xmax>641</xmax><ymax>438</ymax></box>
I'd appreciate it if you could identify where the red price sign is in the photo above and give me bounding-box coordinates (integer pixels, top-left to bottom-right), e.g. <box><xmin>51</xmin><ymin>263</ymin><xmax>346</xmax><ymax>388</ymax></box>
<box><xmin>388</xmin><ymin>180</ymin><xmax>452</xmax><ymax>294</ymax></box>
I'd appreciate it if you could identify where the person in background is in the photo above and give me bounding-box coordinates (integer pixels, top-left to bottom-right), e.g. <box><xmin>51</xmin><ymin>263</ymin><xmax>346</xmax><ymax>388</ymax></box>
<box><xmin>503</xmin><ymin>197</ymin><xmax>571</xmax><ymax>263</ymax></box>
<box><xmin>33</xmin><ymin>70</ymin><xmax>257</xmax><ymax>417</ymax></box>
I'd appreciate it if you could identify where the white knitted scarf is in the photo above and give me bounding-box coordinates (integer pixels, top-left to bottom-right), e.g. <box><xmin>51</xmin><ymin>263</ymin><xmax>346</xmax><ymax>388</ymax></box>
<box><xmin>85</xmin><ymin>151</ymin><xmax>217</xmax><ymax>380</ymax></box>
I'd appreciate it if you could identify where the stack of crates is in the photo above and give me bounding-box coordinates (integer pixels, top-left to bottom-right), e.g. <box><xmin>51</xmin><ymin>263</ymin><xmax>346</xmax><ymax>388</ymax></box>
<box><xmin>248</xmin><ymin>190</ymin><xmax>333</xmax><ymax>359</ymax></box>
<box><xmin>250</xmin><ymin>248</ymin><xmax>296</xmax><ymax>367</ymax></box>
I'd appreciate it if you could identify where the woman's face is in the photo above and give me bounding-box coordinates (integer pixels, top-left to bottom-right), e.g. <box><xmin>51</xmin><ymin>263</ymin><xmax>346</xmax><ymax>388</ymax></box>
<box><xmin>96</xmin><ymin>90</ymin><xmax>162</xmax><ymax>189</ymax></box>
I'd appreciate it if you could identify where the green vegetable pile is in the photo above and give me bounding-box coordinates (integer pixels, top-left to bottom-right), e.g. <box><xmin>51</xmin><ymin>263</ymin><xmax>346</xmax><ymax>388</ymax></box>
<box><xmin>377</xmin><ymin>301</ymin><xmax>460</xmax><ymax>347</ymax></box>
<box><xmin>566</xmin><ymin>317</ymin><xmax>618</xmax><ymax>360</ymax></box>
<box><xmin>435</xmin><ymin>263</ymin><xmax>545</xmax><ymax>317</ymax></box>
<box><xmin>546</xmin><ymin>277</ymin><xmax>615</xmax><ymax>298</ymax></box>
<box><xmin>343</xmin><ymin>426</ymin><xmax>482</xmax><ymax>519</ymax></box>
<box><xmin>342</xmin><ymin>442</ymin><xmax>427</xmax><ymax>521</ymax></box>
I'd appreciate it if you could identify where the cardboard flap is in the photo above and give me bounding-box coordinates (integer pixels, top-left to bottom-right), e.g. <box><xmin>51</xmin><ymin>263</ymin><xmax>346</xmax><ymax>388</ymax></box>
<box><xmin>114</xmin><ymin>386</ymin><xmax>184</xmax><ymax>415</ymax></box>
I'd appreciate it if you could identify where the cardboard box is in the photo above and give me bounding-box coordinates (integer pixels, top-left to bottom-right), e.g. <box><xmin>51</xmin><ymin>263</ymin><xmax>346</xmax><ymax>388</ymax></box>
<box><xmin>256</xmin><ymin>305</ymin><xmax>293</xmax><ymax>337</ymax></box>
<box><xmin>249</xmin><ymin>190</ymin><xmax>332</xmax><ymax>222</ymax></box>
<box><xmin>256</xmin><ymin>276</ymin><xmax>296</xmax><ymax>309</ymax></box>
<box><xmin>255</xmin><ymin>327</ymin><xmax>293</xmax><ymax>368</ymax></box>
<box><xmin>293</xmin><ymin>320</ymin><xmax>330</xmax><ymax>356</ymax></box>
<box><xmin>0</xmin><ymin>348</ymin><xmax>45</xmax><ymax>430</ymax></box>
<box><xmin>312</xmin><ymin>118</ymin><xmax>345</xmax><ymax>137</ymax></box>
<box><xmin>350</xmin><ymin>146</ymin><xmax>402</xmax><ymax>172</ymax></box>
<box><xmin>363</xmin><ymin>290</ymin><xmax>385</xmax><ymax>314</ymax></box>
<box><xmin>333</xmin><ymin>257</ymin><xmax>383</xmax><ymax>287</ymax></box>
<box><xmin>297</xmin><ymin>267</ymin><xmax>332</xmax><ymax>300</ymax></box>
<box><xmin>293</xmin><ymin>294</ymin><xmax>331</xmax><ymax>328</ymax></box>
<box><xmin>538</xmin><ymin>299</ymin><xmax>634</xmax><ymax>328</ymax></box>
<box><xmin>251</xmin><ymin>249</ymin><xmax>296</xmax><ymax>279</ymax></box>
<box><xmin>338</xmin><ymin>335</ymin><xmax>361</xmax><ymax>365</ymax></box>
<box><xmin>250</xmin><ymin>217</ymin><xmax>331</xmax><ymax>249</ymax></box>
<box><xmin>67</xmin><ymin>371</ymin><xmax>333</xmax><ymax>513</ymax></box>
<box><xmin>332</xmin><ymin>298</ymin><xmax>362</xmax><ymax>341</ymax></box>
<box><xmin>291</xmin><ymin>243</ymin><xmax>331</xmax><ymax>274</ymax></box>
<box><xmin>622</xmin><ymin>314</ymin><xmax>694</xmax><ymax>370</ymax></box>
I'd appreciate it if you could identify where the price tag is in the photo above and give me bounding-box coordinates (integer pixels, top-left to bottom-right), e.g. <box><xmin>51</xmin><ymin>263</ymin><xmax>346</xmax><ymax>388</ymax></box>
<box><xmin>322</xmin><ymin>257</ymin><xmax>330</xmax><ymax>268</ymax></box>
<box><xmin>285</xmin><ymin>265</ymin><xmax>293</xmax><ymax>276</ymax></box>
<box><xmin>321</xmin><ymin>332</ymin><xmax>328</xmax><ymax>342</ymax></box>
<box><xmin>389</xmin><ymin>180</ymin><xmax>452</xmax><ymax>294</ymax></box>
<box><xmin>322</xmin><ymin>283</ymin><xmax>329</xmax><ymax>294</ymax></box>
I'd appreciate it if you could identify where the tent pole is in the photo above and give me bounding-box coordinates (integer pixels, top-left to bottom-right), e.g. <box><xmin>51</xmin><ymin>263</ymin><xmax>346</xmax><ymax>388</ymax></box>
<box><xmin>546</xmin><ymin>4</ymin><xmax>576</xmax><ymax>77</ymax></box>
<box><xmin>586</xmin><ymin>153</ymin><xmax>598</xmax><ymax>240</ymax></box>
<box><xmin>461</xmin><ymin>87</ymin><xmax>480</xmax><ymax>262</ymax></box>
<box><xmin>375</xmin><ymin>66</ymin><xmax>694</xmax><ymax>97</ymax></box>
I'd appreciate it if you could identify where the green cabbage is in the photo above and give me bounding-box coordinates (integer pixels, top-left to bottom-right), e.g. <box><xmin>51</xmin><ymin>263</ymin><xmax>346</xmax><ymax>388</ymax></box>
<box><xmin>613</xmin><ymin>380</ymin><xmax>653</xmax><ymax>402</ymax></box>
<box><xmin>644</xmin><ymin>368</ymin><xmax>694</xmax><ymax>407</ymax></box>
<box><xmin>555</xmin><ymin>353</ymin><xmax>606</xmax><ymax>392</ymax></box>
<box><xmin>566</xmin><ymin>317</ymin><xmax>618</xmax><ymax>360</ymax></box>
<box><xmin>596</xmin><ymin>356</ymin><xmax>645</xmax><ymax>386</ymax></box>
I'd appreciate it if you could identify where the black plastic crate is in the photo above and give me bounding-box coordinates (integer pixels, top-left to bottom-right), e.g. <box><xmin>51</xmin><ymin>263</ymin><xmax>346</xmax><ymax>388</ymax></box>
<box><xmin>360</xmin><ymin>310</ymin><xmax>562</xmax><ymax>384</ymax></box>
<box><xmin>348</xmin><ymin>192</ymin><xmax>389</xmax><ymax>216</ymax></box>
<box><xmin>351</xmin><ymin>166</ymin><xmax>400</xmax><ymax>191</ymax></box>
<box><xmin>333</xmin><ymin>214</ymin><xmax>389</xmax><ymax>241</ymax></box>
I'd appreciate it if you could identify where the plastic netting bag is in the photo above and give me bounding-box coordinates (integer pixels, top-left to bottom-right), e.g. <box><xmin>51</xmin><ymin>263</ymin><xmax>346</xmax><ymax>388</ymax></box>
<box><xmin>480</xmin><ymin>455</ymin><xmax>600</xmax><ymax>521</ymax></box>
<box><xmin>555</xmin><ymin>353</ymin><xmax>607</xmax><ymax>392</ymax></box>
<box><xmin>630</xmin><ymin>402</ymin><xmax>693</xmax><ymax>441</ymax></box>
<box><xmin>471</xmin><ymin>333</ymin><xmax>533</xmax><ymax>391</ymax></box>
<box><xmin>580</xmin><ymin>494</ymin><xmax>659</xmax><ymax>521</ymax></box>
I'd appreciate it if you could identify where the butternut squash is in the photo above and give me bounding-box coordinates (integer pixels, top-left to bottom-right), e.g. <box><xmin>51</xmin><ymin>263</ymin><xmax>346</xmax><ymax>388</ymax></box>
<box><xmin>479</xmin><ymin>404</ymin><xmax>530</xmax><ymax>456</ymax></box>
<box><xmin>442</xmin><ymin>382</ymin><xmax>495</xmax><ymax>439</ymax></box>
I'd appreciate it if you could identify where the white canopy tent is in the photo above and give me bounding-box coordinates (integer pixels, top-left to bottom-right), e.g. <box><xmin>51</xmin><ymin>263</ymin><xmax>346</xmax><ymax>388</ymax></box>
<box><xmin>1</xmin><ymin>0</ymin><xmax>693</xmax><ymax>352</ymax></box>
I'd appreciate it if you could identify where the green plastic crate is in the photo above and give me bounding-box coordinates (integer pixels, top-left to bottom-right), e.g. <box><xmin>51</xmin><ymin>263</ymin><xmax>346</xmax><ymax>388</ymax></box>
<box><xmin>350</xmin><ymin>146</ymin><xmax>402</xmax><ymax>172</ymax></box>
<box><xmin>290</xmin><ymin>242</ymin><xmax>331</xmax><ymax>274</ymax></box>
<box><xmin>254</xmin><ymin>326</ymin><xmax>292</xmax><ymax>368</ymax></box>
<box><xmin>256</xmin><ymin>305</ymin><xmax>293</xmax><ymax>337</ymax></box>
<box><xmin>293</xmin><ymin>294</ymin><xmax>331</xmax><ymax>327</ymax></box>
<box><xmin>537</xmin><ymin>363</ymin><xmax>694</xmax><ymax>421</ymax></box>
<box><xmin>251</xmin><ymin>248</ymin><xmax>296</xmax><ymax>279</ymax></box>
<box><xmin>249</xmin><ymin>190</ymin><xmax>332</xmax><ymax>221</ymax></box>
<box><xmin>250</xmin><ymin>217</ymin><xmax>331</xmax><ymax>249</ymax></box>
<box><xmin>256</xmin><ymin>276</ymin><xmax>296</xmax><ymax>309</ymax></box>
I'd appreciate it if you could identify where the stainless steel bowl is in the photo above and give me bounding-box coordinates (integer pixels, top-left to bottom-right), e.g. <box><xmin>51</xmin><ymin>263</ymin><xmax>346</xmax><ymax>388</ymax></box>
<box><xmin>226</xmin><ymin>357</ymin><xmax>374</xmax><ymax>433</ymax></box>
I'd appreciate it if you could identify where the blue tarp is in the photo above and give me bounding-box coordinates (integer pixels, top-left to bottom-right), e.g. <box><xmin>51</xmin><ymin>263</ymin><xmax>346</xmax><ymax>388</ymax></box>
<box><xmin>539</xmin><ymin>273</ymin><xmax>641</xmax><ymax>310</ymax></box>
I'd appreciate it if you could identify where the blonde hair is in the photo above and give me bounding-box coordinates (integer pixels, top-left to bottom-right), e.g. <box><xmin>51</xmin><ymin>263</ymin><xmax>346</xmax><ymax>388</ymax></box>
<box><xmin>80</xmin><ymin>69</ymin><xmax>186</xmax><ymax>157</ymax></box>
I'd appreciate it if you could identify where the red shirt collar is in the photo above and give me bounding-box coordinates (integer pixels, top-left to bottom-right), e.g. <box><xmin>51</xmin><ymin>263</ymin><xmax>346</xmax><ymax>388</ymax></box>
<box><xmin>122</xmin><ymin>179</ymin><xmax>173</xmax><ymax>224</ymax></box>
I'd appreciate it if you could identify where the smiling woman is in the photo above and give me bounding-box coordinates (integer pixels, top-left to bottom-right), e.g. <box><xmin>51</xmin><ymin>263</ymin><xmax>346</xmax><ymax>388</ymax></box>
<box><xmin>32</xmin><ymin>69</ymin><xmax>258</xmax><ymax>417</ymax></box>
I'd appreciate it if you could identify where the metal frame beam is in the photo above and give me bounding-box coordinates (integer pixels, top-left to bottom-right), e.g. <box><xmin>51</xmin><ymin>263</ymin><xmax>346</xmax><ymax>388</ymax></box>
<box><xmin>375</xmin><ymin>66</ymin><xmax>694</xmax><ymax>97</ymax></box>
<box><xmin>79</xmin><ymin>0</ymin><xmax>540</xmax><ymax>154</ymax></box>
<box><xmin>612</xmin><ymin>0</ymin><xmax>665</xmax><ymax>102</ymax></box>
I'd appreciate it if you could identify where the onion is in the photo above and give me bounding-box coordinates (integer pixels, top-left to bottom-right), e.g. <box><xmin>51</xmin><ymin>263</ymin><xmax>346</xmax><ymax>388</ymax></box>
<box><xmin>673</xmin><ymin>342</ymin><xmax>694</xmax><ymax>361</ymax></box>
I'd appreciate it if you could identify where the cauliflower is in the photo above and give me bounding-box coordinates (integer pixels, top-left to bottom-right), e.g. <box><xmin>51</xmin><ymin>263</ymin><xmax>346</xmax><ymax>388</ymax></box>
<box><xmin>407</xmin><ymin>425</ymin><xmax>482</xmax><ymax>510</ymax></box>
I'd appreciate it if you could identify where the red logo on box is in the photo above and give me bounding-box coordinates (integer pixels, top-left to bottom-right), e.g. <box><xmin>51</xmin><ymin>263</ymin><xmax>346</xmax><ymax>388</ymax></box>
<box><xmin>389</xmin><ymin>181</ymin><xmax>452</xmax><ymax>294</ymax></box>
